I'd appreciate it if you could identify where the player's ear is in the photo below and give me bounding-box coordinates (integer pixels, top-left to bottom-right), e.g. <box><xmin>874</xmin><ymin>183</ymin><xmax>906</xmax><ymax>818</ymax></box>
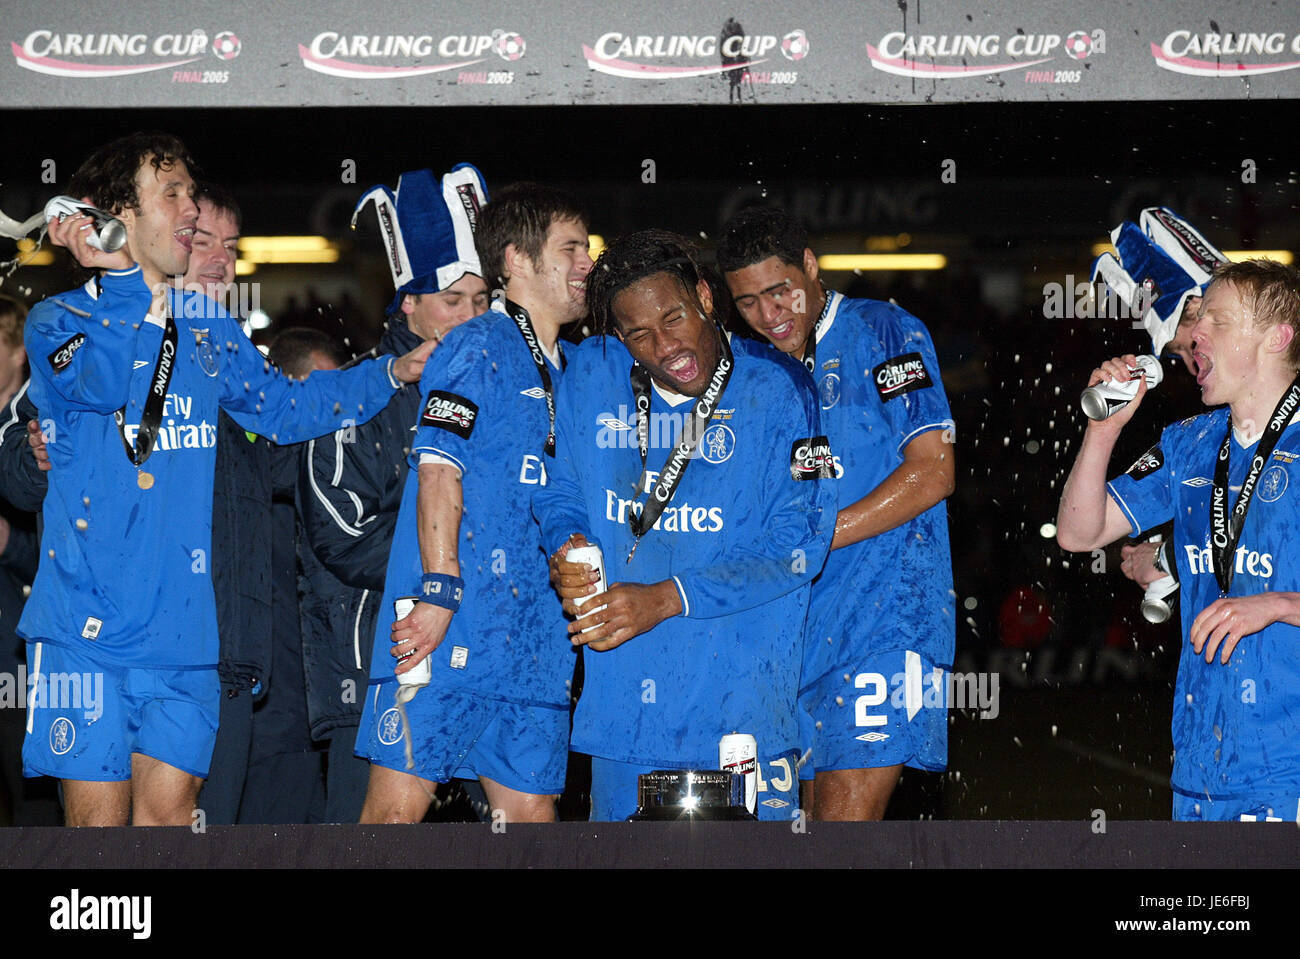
<box><xmin>695</xmin><ymin>278</ymin><xmax>714</xmax><ymax>318</ymax></box>
<box><xmin>1268</xmin><ymin>321</ymin><xmax>1295</xmax><ymax>358</ymax></box>
<box><xmin>114</xmin><ymin>201</ymin><xmax>137</xmax><ymax>235</ymax></box>
<box><xmin>502</xmin><ymin>242</ymin><xmax>528</xmax><ymax>283</ymax></box>
<box><xmin>399</xmin><ymin>294</ymin><xmax>416</xmax><ymax>317</ymax></box>
<box><xmin>802</xmin><ymin>247</ymin><xmax>819</xmax><ymax>284</ymax></box>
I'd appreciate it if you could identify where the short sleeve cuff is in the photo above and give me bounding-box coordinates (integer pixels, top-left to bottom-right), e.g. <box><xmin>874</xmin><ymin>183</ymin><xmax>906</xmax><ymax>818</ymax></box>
<box><xmin>1105</xmin><ymin>481</ymin><xmax>1142</xmax><ymax>538</ymax></box>
<box><xmin>898</xmin><ymin>419</ymin><xmax>954</xmax><ymax>454</ymax></box>
<box><xmin>672</xmin><ymin>575</ymin><xmax>691</xmax><ymax>618</ymax></box>
<box><xmin>418</xmin><ymin>451</ymin><xmax>464</xmax><ymax>476</ymax></box>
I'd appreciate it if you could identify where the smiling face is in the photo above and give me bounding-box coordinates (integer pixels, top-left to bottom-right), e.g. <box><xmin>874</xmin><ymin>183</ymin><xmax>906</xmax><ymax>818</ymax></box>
<box><xmin>613</xmin><ymin>272</ymin><xmax>721</xmax><ymax>396</ymax></box>
<box><xmin>402</xmin><ymin>272</ymin><xmax>489</xmax><ymax>342</ymax></box>
<box><xmin>117</xmin><ymin>156</ymin><xmax>198</xmax><ymax>288</ymax></box>
<box><xmin>724</xmin><ymin>250</ymin><xmax>823</xmax><ymax>357</ymax></box>
<box><xmin>185</xmin><ymin>204</ymin><xmax>239</xmax><ymax>299</ymax></box>
<box><xmin>513</xmin><ymin>216</ymin><xmax>593</xmax><ymax>324</ymax></box>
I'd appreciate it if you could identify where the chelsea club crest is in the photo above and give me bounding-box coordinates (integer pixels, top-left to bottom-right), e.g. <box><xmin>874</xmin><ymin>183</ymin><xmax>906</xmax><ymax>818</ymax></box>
<box><xmin>1260</xmin><ymin>464</ymin><xmax>1289</xmax><ymax>503</ymax></box>
<box><xmin>700</xmin><ymin>423</ymin><xmax>735</xmax><ymax>464</ymax></box>
<box><xmin>819</xmin><ymin>373</ymin><xmax>841</xmax><ymax>410</ymax></box>
<box><xmin>193</xmin><ymin>329</ymin><xmax>219</xmax><ymax>377</ymax></box>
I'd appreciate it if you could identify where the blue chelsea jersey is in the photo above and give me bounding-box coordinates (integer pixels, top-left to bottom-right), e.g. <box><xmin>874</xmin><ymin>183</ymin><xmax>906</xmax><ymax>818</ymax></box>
<box><xmin>533</xmin><ymin>333</ymin><xmax>835</xmax><ymax>767</ymax></box>
<box><xmin>801</xmin><ymin>292</ymin><xmax>956</xmax><ymax>690</ymax></box>
<box><xmin>1108</xmin><ymin>408</ymin><xmax>1300</xmax><ymax>799</ymax></box>
<box><xmin>368</xmin><ymin>303</ymin><xmax>572</xmax><ymax>709</ymax></box>
<box><xmin>21</xmin><ymin>267</ymin><xmax>400</xmax><ymax>667</ymax></box>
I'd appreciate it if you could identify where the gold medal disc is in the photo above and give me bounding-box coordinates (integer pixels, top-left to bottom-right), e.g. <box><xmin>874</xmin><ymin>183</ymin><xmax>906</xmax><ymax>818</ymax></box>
<box><xmin>137</xmin><ymin>471</ymin><xmax>155</xmax><ymax>490</ymax></box>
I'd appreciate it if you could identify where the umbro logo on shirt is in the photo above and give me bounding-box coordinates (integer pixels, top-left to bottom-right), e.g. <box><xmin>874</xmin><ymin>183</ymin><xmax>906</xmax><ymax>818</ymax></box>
<box><xmin>855</xmin><ymin>731</ymin><xmax>890</xmax><ymax>743</ymax></box>
<box><xmin>1181</xmin><ymin>476</ymin><xmax>1212</xmax><ymax>487</ymax></box>
<box><xmin>520</xmin><ymin>387</ymin><xmax>546</xmax><ymax>399</ymax></box>
<box><xmin>596</xmin><ymin>414</ymin><xmax>631</xmax><ymax>431</ymax></box>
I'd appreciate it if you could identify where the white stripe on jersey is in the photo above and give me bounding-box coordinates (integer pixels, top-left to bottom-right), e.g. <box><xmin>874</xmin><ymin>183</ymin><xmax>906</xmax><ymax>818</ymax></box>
<box><xmin>26</xmin><ymin>642</ymin><xmax>42</xmax><ymax>734</ymax></box>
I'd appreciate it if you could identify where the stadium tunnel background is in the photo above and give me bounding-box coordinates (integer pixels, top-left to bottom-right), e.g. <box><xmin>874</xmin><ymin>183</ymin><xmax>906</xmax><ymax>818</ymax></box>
<box><xmin>1</xmin><ymin>98</ymin><xmax>1296</xmax><ymax>819</ymax></box>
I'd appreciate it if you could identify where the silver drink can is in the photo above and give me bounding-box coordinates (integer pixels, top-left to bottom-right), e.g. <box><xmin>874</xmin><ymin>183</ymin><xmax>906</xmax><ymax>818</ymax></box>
<box><xmin>43</xmin><ymin>195</ymin><xmax>128</xmax><ymax>253</ymax></box>
<box><xmin>565</xmin><ymin>544</ymin><xmax>608</xmax><ymax>608</ymax></box>
<box><xmin>393</xmin><ymin>596</ymin><xmax>431</xmax><ymax>688</ymax></box>
<box><xmin>566</xmin><ymin>544</ymin><xmax>608</xmax><ymax>633</ymax></box>
<box><xmin>719</xmin><ymin>732</ymin><xmax>758</xmax><ymax>815</ymax></box>
<box><xmin>1140</xmin><ymin>574</ymin><xmax>1179</xmax><ymax>624</ymax></box>
<box><xmin>1080</xmin><ymin>354</ymin><xmax>1164</xmax><ymax>421</ymax></box>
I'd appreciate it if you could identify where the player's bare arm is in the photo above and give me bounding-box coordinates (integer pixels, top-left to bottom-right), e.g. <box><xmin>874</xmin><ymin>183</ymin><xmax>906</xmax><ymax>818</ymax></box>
<box><xmin>567</xmin><ymin>580</ymin><xmax>683</xmax><ymax>652</ymax></box>
<box><xmin>830</xmin><ymin>427</ymin><xmax>955</xmax><ymax>550</ymax></box>
<box><xmin>390</xmin><ymin>461</ymin><xmax>461</xmax><ymax>674</ymax></box>
<box><xmin>1056</xmin><ymin>354</ymin><xmax>1147</xmax><ymax>552</ymax></box>
<box><xmin>1190</xmin><ymin>592</ymin><xmax>1300</xmax><ymax>665</ymax></box>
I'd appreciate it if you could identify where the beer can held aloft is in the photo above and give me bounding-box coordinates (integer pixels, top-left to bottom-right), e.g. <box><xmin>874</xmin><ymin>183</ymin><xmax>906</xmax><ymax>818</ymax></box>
<box><xmin>44</xmin><ymin>195</ymin><xmax>128</xmax><ymax>253</ymax></box>
<box><xmin>1081</xmin><ymin>354</ymin><xmax>1164</xmax><ymax>421</ymax></box>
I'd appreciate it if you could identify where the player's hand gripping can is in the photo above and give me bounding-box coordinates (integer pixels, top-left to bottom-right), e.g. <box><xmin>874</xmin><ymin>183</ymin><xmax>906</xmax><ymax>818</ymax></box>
<box><xmin>719</xmin><ymin>732</ymin><xmax>757</xmax><ymax>815</ymax></box>
<box><xmin>566</xmin><ymin>544</ymin><xmax>608</xmax><ymax>633</ymax></box>
<box><xmin>566</xmin><ymin>544</ymin><xmax>607</xmax><ymax>608</ymax></box>
<box><xmin>1080</xmin><ymin>354</ymin><xmax>1163</xmax><ymax>420</ymax></box>
<box><xmin>393</xmin><ymin>597</ymin><xmax>431</xmax><ymax>689</ymax></box>
<box><xmin>1141</xmin><ymin>575</ymin><xmax>1179</xmax><ymax>624</ymax></box>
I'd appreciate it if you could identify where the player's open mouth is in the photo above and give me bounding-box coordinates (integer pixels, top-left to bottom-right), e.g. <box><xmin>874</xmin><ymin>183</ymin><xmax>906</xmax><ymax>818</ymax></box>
<box><xmin>175</xmin><ymin>227</ymin><xmax>194</xmax><ymax>252</ymax></box>
<box><xmin>767</xmin><ymin>320</ymin><xmax>794</xmax><ymax>340</ymax></box>
<box><xmin>664</xmin><ymin>353</ymin><xmax>698</xmax><ymax>384</ymax></box>
<box><xmin>1194</xmin><ymin>351</ymin><xmax>1211</xmax><ymax>387</ymax></box>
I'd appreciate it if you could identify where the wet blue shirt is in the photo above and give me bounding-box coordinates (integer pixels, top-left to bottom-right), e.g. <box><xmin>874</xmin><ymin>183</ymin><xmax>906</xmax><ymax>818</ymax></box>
<box><xmin>1109</xmin><ymin>407</ymin><xmax>1300</xmax><ymax>800</ymax></box>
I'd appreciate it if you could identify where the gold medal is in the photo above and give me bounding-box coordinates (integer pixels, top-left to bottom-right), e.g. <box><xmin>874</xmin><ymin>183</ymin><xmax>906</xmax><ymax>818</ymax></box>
<box><xmin>137</xmin><ymin>471</ymin><xmax>154</xmax><ymax>490</ymax></box>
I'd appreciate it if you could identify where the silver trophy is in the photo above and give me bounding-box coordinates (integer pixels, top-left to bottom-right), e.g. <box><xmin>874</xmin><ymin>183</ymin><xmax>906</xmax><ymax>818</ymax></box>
<box><xmin>628</xmin><ymin>770</ymin><xmax>755</xmax><ymax>821</ymax></box>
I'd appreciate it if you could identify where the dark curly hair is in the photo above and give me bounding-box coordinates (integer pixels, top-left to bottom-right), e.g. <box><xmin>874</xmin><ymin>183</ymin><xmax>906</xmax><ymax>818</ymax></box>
<box><xmin>586</xmin><ymin>229</ymin><xmax>719</xmax><ymax>337</ymax></box>
<box><xmin>715</xmin><ymin>205</ymin><xmax>808</xmax><ymax>274</ymax></box>
<box><xmin>66</xmin><ymin>131</ymin><xmax>198</xmax><ymax>216</ymax></box>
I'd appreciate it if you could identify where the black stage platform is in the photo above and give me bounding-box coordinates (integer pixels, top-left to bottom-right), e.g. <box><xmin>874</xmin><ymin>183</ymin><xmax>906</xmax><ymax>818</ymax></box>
<box><xmin>2</xmin><ymin>821</ymin><xmax>1295</xmax><ymax>869</ymax></box>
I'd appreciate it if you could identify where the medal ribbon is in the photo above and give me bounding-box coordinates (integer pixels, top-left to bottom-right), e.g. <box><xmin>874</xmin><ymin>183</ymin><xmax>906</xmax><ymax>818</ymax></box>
<box><xmin>800</xmin><ymin>288</ymin><xmax>835</xmax><ymax>373</ymax></box>
<box><xmin>503</xmin><ymin>298</ymin><xmax>561</xmax><ymax>457</ymax></box>
<box><xmin>1210</xmin><ymin>371</ymin><xmax>1300</xmax><ymax>594</ymax></box>
<box><xmin>626</xmin><ymin>329</ymin><xmax>734</xmax><ymax>557</ymax></box>
<box><xmin>113</xmin><ymin>304</ymin><xmax>178</xmax><ymax>469</ymax></box>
